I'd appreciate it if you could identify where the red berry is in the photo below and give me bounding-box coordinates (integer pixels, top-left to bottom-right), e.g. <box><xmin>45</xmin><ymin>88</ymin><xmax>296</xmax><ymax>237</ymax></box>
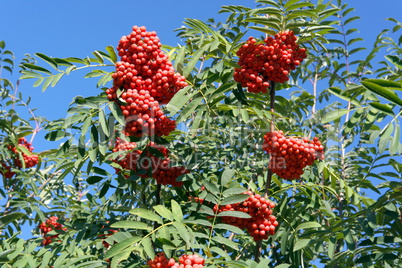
<box><xmin>263</xmin><ymin>131</ymin><xmax>324</xmax><ymax>180</ymax></box>
<box><xmin>234</xmin><ymin>31</ymin><xmax>307</xmax><ymax>93</ymax></box>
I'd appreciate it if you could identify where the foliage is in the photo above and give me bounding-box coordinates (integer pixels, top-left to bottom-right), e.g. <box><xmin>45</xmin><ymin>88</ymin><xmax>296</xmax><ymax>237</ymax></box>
<box><xmin>1</xmin><ymin>0</ymin><xmax>402</xmax><ymax>267</ymax></box>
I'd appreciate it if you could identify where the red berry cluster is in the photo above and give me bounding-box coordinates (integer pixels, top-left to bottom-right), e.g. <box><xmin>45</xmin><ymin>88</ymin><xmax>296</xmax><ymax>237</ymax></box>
<box><xmin>0</xmin><ymin>163</ymin><xmax>15</xmax><ymax>179</ymax></box>
<box><xmin>38</xmin><ymin>216</ymin><xmax>66</xmax><ymax>246</ymax></box>
<box><xmin>262</xmin><ymin>131</ymin><xmax>324</xmax><ymax>180</ymax></box>
<box><xmin>172</xmin><ymin>254</ymin><xmax>205</xmax><ymax>268</ymax></box>
<box><xmin>11</xmin><ymin>138</ymin><xmax>39</xmax><ymax>168</ymax></box>
<box><xmin>112</xmin><ymin>137</ymin><xmax>141</xmax><ymax>173</ymax></box>
<box><xmin>147</xmin><ymin>253</ymin><xmax>204</xmax><ymax>268</ymax></box>
<box><xmin>233</xmin><ymin>31</ymin><xmax>307</xmax><ymax>93</ymax></box>
<box><xmin>1</xmin><ymin>137</ymin><xmax>39</xmax><ymax>179</ymax></box>
<box><xmin>106</xmin><ymin>25</ymin><xmax>187</xmax><ymax>137</ymax></box>
<box><xmin>214</xmin><ymin>191</ymin><xmax>278</xmax><ymax>241</ymax></box>
<box><xmin>112</xmin><ymin>138</ymin><xmax>188</xmax><ymax>187</ymax></box>
<box><xmin>152</xmin><ymin>166</ymin><xmax>188</xmax><ymax>187</ymax></box>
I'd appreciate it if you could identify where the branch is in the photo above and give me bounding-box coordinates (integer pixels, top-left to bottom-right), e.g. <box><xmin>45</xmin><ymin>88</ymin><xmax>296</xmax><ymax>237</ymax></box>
<box><xmin>257</xmin><ymin>81</ymin><xmax>276</xmax><ymax>262</ymax></box>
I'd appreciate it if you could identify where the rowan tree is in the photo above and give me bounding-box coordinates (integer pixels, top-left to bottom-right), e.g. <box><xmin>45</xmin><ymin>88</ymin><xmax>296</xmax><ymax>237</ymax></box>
<box><xmin>1</xmin><ymin>0</ymin><xmax>402</xmax><ymax>267</ymax></box>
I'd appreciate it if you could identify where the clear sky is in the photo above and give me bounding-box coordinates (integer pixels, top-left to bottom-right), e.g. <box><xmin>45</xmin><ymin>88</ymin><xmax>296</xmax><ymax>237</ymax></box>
<box><xmin>1</xmin><ymin>0</ymin><xmax>401</xmax><ymax>151</ymax></box>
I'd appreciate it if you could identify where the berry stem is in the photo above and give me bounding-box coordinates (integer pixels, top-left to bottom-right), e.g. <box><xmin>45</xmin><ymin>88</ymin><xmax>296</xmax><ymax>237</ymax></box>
<box><xmin>256</xmin><ymin>81</ymin><xmax>276</xmax><ymax>263</ymax></box>
<box><xmin>255</xmin><ymin>241</ymin><xmax>262</xmax><ymax>262</ymax></box>
<box><xmin>264</xmin><ymin>81</ymin><xmax>276</xmax><ymax>198</ymax></box>
<box><xmin>269</xmin><ymin>81</ymin><xmax>276</xmax><ymax>133</ymax></box>
<box><xmin>153</xmin><ymin>183</ymin><xmax>162</xmax><ymax>233</ymax></box>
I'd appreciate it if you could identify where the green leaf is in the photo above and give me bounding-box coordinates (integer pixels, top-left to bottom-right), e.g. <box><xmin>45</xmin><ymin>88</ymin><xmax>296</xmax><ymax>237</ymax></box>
<box><xmin>142</xmin><ymin>236</ymin><xmax>154</xmax><ymax>259</ymax></box>
<box><xmin>81</xmin><ymin>116</ymin><xmax>92</xmax><ymax>137</ymax></box>
<box><xmin>274</xmin><ymin>264</ymin><xmax>291</xmax><ymax>268</ymax></box>
<box><xmin>250</xmin><ymin>7</ymin><xmax>281</xmax><ymax>16</ymax></box>
<box><xmin>203</xmin><ymin>180</ymin><xmax>219</xmax><ymax>194</ymax></box>
<box><xmin>153</xmin><ymin>205</ymin><xmax>174</xmax><ymax>221</ymax></box>
<box><xmin>53</xmin><ymin>253</ymin><xmax>69</xmax><ymax>268</ymax></box>
<box><xmin>42</xmin><ymin>76</ymin><xmax>53</xmax><ymax>92</ymax></box>
<box><xmin>172</xmin><ymin>221</ymin><xmax>191</xmax><ymax>246</ymax></box>
<box><xmin>344</xmin><ymin>16</ymin><xmax>360</xmax><ymax>25</ymax></box>
<box><xmin>321</xmin><ymin>109</ymin><xmax>349</xmax><ymax>123</ymax></box>
<box><xmin>212</xmin><ymin>236</ymin><xmax>239</xmax><ymax>250</ymax></box>
<box><xmin>256</xmin><ymin>259</ymin><xmax>271</xmax><ymax>268</ymax></box>
<box><xmin>390</xmin><ymin>123</ymin><xmax>400</xmax><ymax>155</ymax></box>
<box><xmin>0</xmin><ymin>212</ymin><xmax>26</xmax><ymax>228</ymax></box>
<box><xmin>248</xmin><ymin>26</ymin><xmax>277</xmax><ymax>36</ymax></box>
<box><xmin>105</xmin><ymin>236</ymin><xmax>141</xmax><ymax>259</ymax></box>
<box><xmin>44</xmin><ymin>130</ymin><xmax>69</xmax><ymax>141</ymax></box>
<box><xmin>283</xmin><ymin>0</ymin><xmax>302</xmax><ymax>8</ymax></box>
<box><xmin>99</xmin><ymin>181</ymin><xmax>110</xmax><ymax>199</ymax></box>
<box><xmin>35</xmin><ymin>53</ymin><xmax>58</xmax><ymax>70</ymax></box>
<box><xmin>156</xmin><ymin>237</ymin><xmax>176</xmax><ymax>248</ymax></box>
<box><xmin>166</xmin><ymin>86</ymin><xmax>194</xmax><ymax>115</ymax></box>
<box><xmin>84</xmin><ymin>70</ymin><xmax>106</xmax><ymax>78</ymax></box>
<box><xmin>328</xmin><ymin>87</ymin><xmax>361</xmax><ymax>106</ymax></box>
<box><xmin>66</xmin><ymin>57</ymin><xmax>87</xmax><ymax>65</ymax></box>
<box><xmin>23</xmin><ymin>63</ymin><xmax>52</xmax><ymax>75</ymax></box>
<box><xmin>0</xmin><ymin>249</ymin><xmax>15</xmax><ymax>259</ymax></box>
<box><xmin>51</xmin><ymin>73</ymin><xmax>64</xmax><ymax>87</ymax></box>
<box><xmin>108</xmin><ymin>101</ymin><xmax>125</xmax><ymax>125</ymax></box>
<box><xmin>60</xmin><ymin>256</ymin><xmax>98</xmax><ymax>268</ymax></box>
<box><xmin>255</xmin><ymin>0</ymin><xmax>281</xmax><ymax>8</ymax></box>
<box><xmin>220</xmin><ymin>194</ymin><xmax>250</xmax><ymax>206</ymax></box>
<box><xmin>287</xmin><ymin>10</ymin><xmax>318</xmax><ymax>19</ymax></box>
<box><xmin>86</xmin><ymin>175</ymin><xmax>104</xmax><ymax>184</ymax></box>
<box><xmin>362</xmin><ymin>80</ymin><xmax>402</xmax><ymax>108</ymax></box>
<box><xmin>92</xmin><ymin>51</ymin><xmax>104</xmax><ymax>64</ymax></box>
<box><xmin>379</xmin><ymin>123</ymin><xmax>394</xmax><ymax>153</ymax></box>
<box><xmin>347</xmin><ymin>37</ymin><xmax>364</xmax><ymax>46</ymax></box>
<box><xmin>349</xmin><ymin>47</ymin><xmax>366</xmax><ymax>55</ymax></box>
<box><xmin>233</xmin><ymin>83</ymin><xmax>249</xmax><ymax>106</ymax></box>
<box><xmin>368</xmin><ymin>102</ymin><xmax>394</xmax><ymax>115</ymax></box>
<box><xmin>293</xmin><ymin>239</ymin><xmax>311</xmax><ymax>251</ymax></box>
<box><xmin>214</xmin><ymin>223</ymin><xmax>244</xmax><ymax>234</ymax></box>
<box><xmin>295</xmin><ymin>221</ymin><xmax>322</xmax><ymax>231</ymax></box>
<box><xmin>105</xmin><ymin>45</ymin><xmax>117</xmax><ymax>63</ymax></box>
<box><xmin>245</xmin><ymin>18</ymin><xmax>281</xmax><ymax>30</ymax></box>
<box><xmin>111</xmin><ymin>221</ymin><xmax>152</xmax><ymax>231</ymax></box>
<box><xmin>96</xmin><ymin>73</ymin><xmax>112</xmax><ymax>87</ymax></box>
<box><xmin>183</xmin><ymin>46</ymin><xmax>207</xmax><ymax>78</ymax></box>
<box><xmin>171</xmin><ymin>200</ymin><xmax>183</xmax><ymax>222</ymax></box>
<box><xmin>98</xmin><ymin>109</ymin><xmax>109</xmax><ymax>136</ymax></box>
<box><xmin>364</xmin><ymin>79</ymin><xmax>402</xmax><ymax>88</ymax></box>
<box><xmin>285</xmin><ymin>2</ymin><xmax>315</xmax><ymax>12</ymax></box>
<box><xmin>385</xmin><ymin>55</ymin><xmax>402</xmax><ymax>69</ymax></box>
<box><xmin>217</xmin><ymin>211</ymin><xmax>251</xmax><ymax>218</ymax></box>
<box><xmin>222</xmin><ymin>187</ymin><xmax>248</xmax><ymax>196</ymax></box>
<box><xmin>129</xmin><ymin>208</ymin><xmax>163</xmax><ymax>224</ymax></box>
<box><xmin>176</xmin><ymin>96</ymin><xmax>203</xmax><ymax>123</ymax></box>
<box><xmin>221</xmin><ymin>168</ymin><xmax>235</xmax><ymax>186</ymax></box>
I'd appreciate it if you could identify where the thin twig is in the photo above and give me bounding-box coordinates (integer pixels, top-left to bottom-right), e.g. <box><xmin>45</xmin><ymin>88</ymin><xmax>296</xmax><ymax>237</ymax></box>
<box><xmin>257</xmin><ymin>81</ymin><xmax>276</xmax><ymax>262</ymax></box>
<box><xmin>264</xmin><ymin>81</ymin><xmax>276</xmax><ymax>198</ymax></box>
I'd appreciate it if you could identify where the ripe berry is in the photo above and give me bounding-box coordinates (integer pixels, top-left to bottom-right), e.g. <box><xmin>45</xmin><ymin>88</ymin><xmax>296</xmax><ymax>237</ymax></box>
<box><xmin>38</xmin><ymin>216</ymin><xmax>67</xmax><ymax>246</ymax></box>
<box><xmin>214</xmin><ymin>191</ymin><xmax>278</xmax><ymax>241</ymax></box>
<box><xmin>106</xmin><ymin>26</ymin><xmax>187</xmax><ymax>138</ymax></box>
<box><xmin>1</xmin><ymin>137</ymin><xmax>39</xmax><ymax>179</ymax></box>
<box><xmin>112</xmin><ymin>138</ymin><xmax>189</xmax><ymax>187</ymax></box>
<box><xmin>262</xmin><ymin>131</ymin><xmax>324</xmax><ymax>180</ymax></box>
<box><xmin>234</xmin><ymin>31</ymin><xmax>307</xmax><ymax>93</ymax></box>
